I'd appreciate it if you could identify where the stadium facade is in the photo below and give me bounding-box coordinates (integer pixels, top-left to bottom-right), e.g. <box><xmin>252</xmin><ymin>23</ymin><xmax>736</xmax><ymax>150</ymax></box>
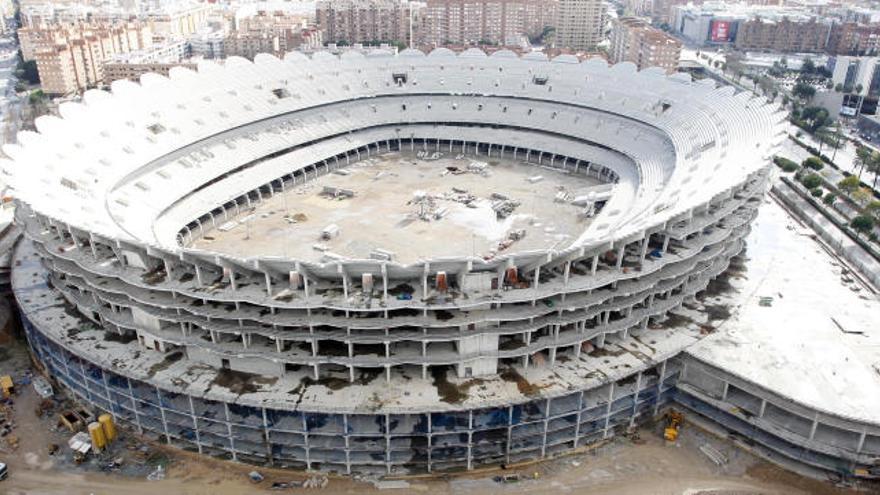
<box><xmin>5</xmin><ymin>49</ymin><xmax>876</xmax><ymax>481</ymax></box>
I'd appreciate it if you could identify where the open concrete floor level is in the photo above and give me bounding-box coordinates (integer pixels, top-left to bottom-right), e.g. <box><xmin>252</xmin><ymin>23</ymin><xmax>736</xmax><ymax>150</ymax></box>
<box><xmin>193</xmin><ymin>152</ymin><xmax>601</xmax><ymax>263</ymax></box>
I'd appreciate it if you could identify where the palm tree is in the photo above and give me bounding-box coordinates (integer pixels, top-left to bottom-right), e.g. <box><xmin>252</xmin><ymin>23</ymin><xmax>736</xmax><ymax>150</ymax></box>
<box><xmin>854</xmin><ymin>145</ymin><xmax>873</xmax><ymax>179</ymax></box>
<box><xmin>867</xmin><ymin>152</ymin><xmax>880</xmax><ymax>191</ymax></box>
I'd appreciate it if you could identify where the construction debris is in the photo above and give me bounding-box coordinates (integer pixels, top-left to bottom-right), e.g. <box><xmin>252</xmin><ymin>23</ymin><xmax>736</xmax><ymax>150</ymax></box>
<box><xmin>302</xmin><ymin>474</ymin><xmax>329</xmax><ymax>489</ymax></box>
<box><xmin>321</xmin><ymin>186</ymin><xmax>355</xmax><ymax>199</ymax></box>
<box><xmin>369</xmin><ymin>248</ymin><xmax>395</xmax><ymax>261</ymax></box>
<box><xmin>248</xmin><ymin>470</ymin><xmax>264</xmax><ymax>483</ymax></box>
<box><xmin>416</xmin><ymin>150</ymin><xmax>442</xmax><ymax>161</ymax></box>
<box><xmin>146</xmin><ymin>465</ymin><xmax>166</xmax><ymax>481</ymax></box>
<box><xmin>32</xmin><ymin>376</ymin><xmax>53</xmax><ymax>399</ymax></box>
<box><xmin>68</xmin><ymin>431</ymin><xmax>92</xmax><ymax>461</ymax></box>
<box><xmin>700</xmin><ymin>444</ymin><xmax>729</xmax><ymax>466</ymax></box>
<box><xmin>373</xmin><ymin>479</ymin><xmax>411</xmax><ymax>489</ymax></box>
<box><xmin>492</xmin><ymin>199</ymin><xmax>521</xmax><ymax>219</ymax></box>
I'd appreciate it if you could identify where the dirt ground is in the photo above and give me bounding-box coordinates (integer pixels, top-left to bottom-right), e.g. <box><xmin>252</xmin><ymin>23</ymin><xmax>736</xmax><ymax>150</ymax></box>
<box><xmin>0</xmin><ymin>329</ymin><xmax>864</xmax><ymax>495</ymax></box>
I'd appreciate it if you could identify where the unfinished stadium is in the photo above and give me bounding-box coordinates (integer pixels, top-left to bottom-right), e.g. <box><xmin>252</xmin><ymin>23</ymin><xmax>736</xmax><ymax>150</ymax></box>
<box><xmin>4</xmin><ymin>48</ymin><xmax>877</xmax><ymax>482</ymax></box>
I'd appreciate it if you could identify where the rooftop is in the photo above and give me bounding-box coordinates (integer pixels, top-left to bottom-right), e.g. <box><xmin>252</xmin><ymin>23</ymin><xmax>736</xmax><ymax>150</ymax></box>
<box><xmin>686</xmin><ymin>199</ymin><xmax>880</xmax><ymax>424</ymax></box>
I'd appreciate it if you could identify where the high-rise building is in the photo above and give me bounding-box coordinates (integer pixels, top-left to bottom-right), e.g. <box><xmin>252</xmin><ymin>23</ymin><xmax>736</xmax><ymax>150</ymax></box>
<box><xmin>147</xmin><ymin>3</ymin><xmax>211</xmax><ymax>39</ymax></box>
<box><xmin>29</xmin><ymin>22</ymin><xmax>153</xmax><ymax>95</ymax></box>
<box><xmin>421</xmin><ymin>0</ymin><xmax>556</xmax><ymax>47</ymax></box>
<box><xmin>609</xmin><ymin>17</ymin><xmax>681</xmax><ymax>73</ymax></box>
<box><xmin>555</xmin><ymin>0</ymin><xmax>605</xmax><ymax>51</ymax></box>
<box><xmin>734</xmin><ymin>16</ymin><xmax>831</xmax><ymax>53</ymax></box>
<box><xmin>827</xmin><ymin>22</ymin><xmax>880</xmax><ymax>56</ymax></box>
<box><xmin>316</xmin><ymin>0</ymin><xmax>421</xmax><ymax>46</ymax></box>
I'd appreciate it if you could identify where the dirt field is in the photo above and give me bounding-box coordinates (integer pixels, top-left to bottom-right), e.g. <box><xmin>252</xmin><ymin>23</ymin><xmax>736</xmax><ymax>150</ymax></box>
<box><xmin>0</xmin><ymin>329</ymin><xmax>861</xmax><ymax>495</ymax></box>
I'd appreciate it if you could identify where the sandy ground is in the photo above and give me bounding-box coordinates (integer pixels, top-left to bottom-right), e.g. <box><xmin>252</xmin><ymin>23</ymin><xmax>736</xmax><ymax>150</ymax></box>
<box><xmin>194</xmin><ymin>152</ymin><xmax>598</xmax><ymax>263</ymax></box>
<box><xmin>0</xmin><ymin>328</ymin><xmax>857</xmax><ymax>495</ymax></box>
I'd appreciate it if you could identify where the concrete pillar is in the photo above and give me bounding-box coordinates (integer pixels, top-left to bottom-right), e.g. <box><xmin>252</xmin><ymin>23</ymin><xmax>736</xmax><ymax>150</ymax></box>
<box><xmin>223</xmin><ymin>402</ymin><xmax>237</xmax><ymax>461</ymax></box>
<box><xmin>809</xmin><ymin>414</ymin><xmax>819</xmax><ymax>440</ymax></box>
<box><xmin>603</xmin><ymin>382</ymin><xmax>615</xmax><ymax>438</ymax></box>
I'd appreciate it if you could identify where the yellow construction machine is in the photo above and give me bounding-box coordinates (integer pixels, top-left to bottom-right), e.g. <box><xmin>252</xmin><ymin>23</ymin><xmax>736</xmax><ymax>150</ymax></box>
<box><xmin>663</xmin><ymin>410</ymin><xmax>684</xmax><ymax>442</ymax></box>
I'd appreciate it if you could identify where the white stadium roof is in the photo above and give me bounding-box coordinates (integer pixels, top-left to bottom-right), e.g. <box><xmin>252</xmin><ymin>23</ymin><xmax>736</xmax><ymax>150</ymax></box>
<box><xmin>2</xmin><ymin>49</ymin><xmax>785</xmax><ymax>268</ymax></box>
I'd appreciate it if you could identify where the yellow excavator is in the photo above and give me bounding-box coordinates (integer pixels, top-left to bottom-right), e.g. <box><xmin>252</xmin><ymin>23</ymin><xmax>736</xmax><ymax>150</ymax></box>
<box><xmin>664</xmin><ymin>410</ymin><xmax>684</xmax><ymax>442</ymax></box>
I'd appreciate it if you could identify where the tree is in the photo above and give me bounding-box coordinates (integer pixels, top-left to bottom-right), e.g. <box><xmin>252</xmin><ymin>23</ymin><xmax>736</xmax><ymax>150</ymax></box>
<box><xmin>794</xmin><ymin>106</ymin><xmax>831</xmax><ymax>133</ymax></box>
<box><xmin>853</xmin><ymin>145</ymin><xmax>874</xmax><ymax>179</ymax></box>
<box><xmin>838</xmin><ymin>175</ymin><xmax>862</xmax><ymax>195</ymax></box>
<box><xmin>792</xmin><ymin>81</ymin><xmax>816</xmax><ymax>101</ymax></box>
<box><xmin>28</xmin><ymin>89</ymin><xmax>46</xmax><ymax>105</ymax></box>
<box><xmin>810</xmin><ymin>187</ymin><xmax>824</xmax><ymax>197</ymax></box>
<box><xmin>15</xmin><ymin>57</ymin><xmax>39</xmax><ymax>85</ymax></box>
<box><xmin>853</xmin><ymin>187</ymin><xmax>873</xmax><ymax>206</ymax></box>
<box><xmin>801</xmin><ymin>57</ymin><xmax>816</xmax><ymax>74</ymax></box>
<box><xmin>835</xmin><ymin>83</ymin><xmax>844</xmax><ymax>92</ymax></box>
<box><xmin>802</xmin><ymin>156</ymin><xmax>824</xmax><ymax>171</ymax></box>
<box><xmin>866</xmin><ymin>200</ymin><xmax>880</xmax><ymax>218</ymax></box>
<box><xmin>757</xmin><ymin>75</ymin><xmax>776</xmax><ymax>97</ymax></box>
<box><xmin>800</xmin><ymin>173</ymin><xmax>823</xmax><ymax>189</ymax></box>
<box><xmin>865</xmin><ymin>153</ymin><xmax>880</xmax><ymax>190</ymax></box>
<box><xmin>774</xmin><ymin>156</ymin><xmax>799</xmax><ymax>172</ymax></box>
<box><xmin>855</xmin><ymin>83</ymin><xmax>864</xmax><ymax>95</ymax></box>
<box><xmin>823</xmin><ymin>192</ymin><xmax>837</xmax><ymax>205</ymax></box>
<box><xmin>851</xmin><ymin>215</ymin><xmax>875</xmax><ymax>236</ymax></box>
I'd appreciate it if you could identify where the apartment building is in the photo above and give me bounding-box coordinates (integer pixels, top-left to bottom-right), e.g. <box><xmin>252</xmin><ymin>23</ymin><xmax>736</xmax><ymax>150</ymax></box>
<box><xmin>555</xmin><ymin>0</ymin><xmax>605</xmax><ymax>51</ymax></box>
<box><xmin>102</xmin><ymin>39</ymin><xmax>190</xmax><ymax>83</ymax></box>
<box><xmin>19</xmin><ymin>21</ymin><xmax>152</xmax><ymax>61</ymax></box>
<box><xmin>827</xmin><ymin>22</ymin><xmax>880</xmax><ymax>56</ymax></box>
<box><xmin>30</xmin><ymin>22</ymin><xmax>153</xmax><ymax>95</ymax></box>
<box><xmin>421</xmin><ymin>0</ymin><xmax>556</xmax><ymax>47</ymax></box>
<box><xmin>316</xmin><ymin>0</ymin><xmax>420</xmax><ymax>46</ymax></box>
<box><xmin>734</xmin><ymin>16</ymin><xmax>831</xmax><ymax>53</ymax></box>
<box><xmin>234</xmin><ymin>10</ymin><xmax>323</xmax><ymax>55</ymax></box>
<box><xmin>147</xmin><ymin>3</ymin><xmax>210</xmax><ymax>39</ymax></box>
<box><xmin>609</xmin><ymin>17</ymin><xmax>681</xmax><ymax>73</ymax></box>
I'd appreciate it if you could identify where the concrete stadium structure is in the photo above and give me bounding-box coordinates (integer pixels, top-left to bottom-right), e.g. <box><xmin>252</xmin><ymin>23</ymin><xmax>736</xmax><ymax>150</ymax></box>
<box><xmin>8</xmin><ymin>49</ymin><xmax>871</xmax><ymax>480</ymax></box>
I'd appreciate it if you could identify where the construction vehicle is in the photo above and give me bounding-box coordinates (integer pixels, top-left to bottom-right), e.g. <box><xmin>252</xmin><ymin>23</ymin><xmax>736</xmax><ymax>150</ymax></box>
<box><xmin>0</xmin><ymin>376</ymin><xmax>13</xmax><ymax>398</ymax></box>
<box><xmin>664</xmin><ymin>410</ymin><xmax>684</xmax><ymax>442</ymax></box>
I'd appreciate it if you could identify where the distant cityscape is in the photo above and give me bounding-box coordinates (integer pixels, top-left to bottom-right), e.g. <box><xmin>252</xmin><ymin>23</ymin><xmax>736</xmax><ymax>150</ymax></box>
<box><xmin>1</xmin><ymin>0</ymin><xmax>880</xmax><ymax>491</ymax></box>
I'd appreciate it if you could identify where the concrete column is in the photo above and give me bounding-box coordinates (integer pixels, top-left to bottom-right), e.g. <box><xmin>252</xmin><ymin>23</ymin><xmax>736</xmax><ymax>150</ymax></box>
<box><xmin>591</xmin><ymin>255</ymin><xmax>599</xmax><ymax>275</ymax></box>
<box><xmin>653</xmin><ymin>360</ymin><xmax>668</xmax><ymax>415</ymax></box>
<box><xmin>630</xmin><ymin>371</ymin><xmax>643</xmax><ymax>426</ymax></box>
<box><xmin>187</xmin><ymin>395</ymin><xmax>202</xmax><ymax>454</ymax></box>
<box><xmin>381</xmin><ymin>264</ymin><xmax>388</xmax><ymax>302</ymax></box>
<box><xmin>603</xmin><ymin>382</ymin><xmax>615</xmax><ymax>438</ymax></box>
<box><xmin>809</xmin><ymin>414</ymin><xmax>819</xmax><ymax>440</ymax></box>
